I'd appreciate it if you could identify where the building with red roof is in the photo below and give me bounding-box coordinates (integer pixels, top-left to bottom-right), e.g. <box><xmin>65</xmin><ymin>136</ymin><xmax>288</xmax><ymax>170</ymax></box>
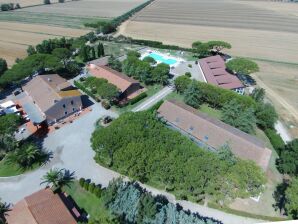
<box><xmin>199</xmin><ymin>55</ymin><xmax>244</xmax><ymax>94</ymax></box>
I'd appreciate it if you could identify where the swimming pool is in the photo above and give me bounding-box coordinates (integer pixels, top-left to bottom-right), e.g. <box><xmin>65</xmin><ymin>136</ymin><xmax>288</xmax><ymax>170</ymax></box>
<box><xmin>148</xmin><ymin>53</ymin><xmax>177</xmax><ymax>65</ymax></box>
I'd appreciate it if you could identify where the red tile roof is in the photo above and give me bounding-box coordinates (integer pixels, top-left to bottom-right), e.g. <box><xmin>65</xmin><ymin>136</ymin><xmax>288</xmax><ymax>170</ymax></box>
<box><xmin>158</xmin><ymin>100</ymin><xmax>272</xmax><ymax>171</ymax></box>
<box><xmin>199</xmin><ymin>55</ymin><xmax>244</xmax><ymax>90</ymax></box>
<box><xmin>88</xmin><ymin>65</ymin><xmax>139</xmax><ymax>93</ymax></box>
<box><xmin>7</xmin><ymin>188</ymin><xmax>77</xmax><ymax>224</ymax></box>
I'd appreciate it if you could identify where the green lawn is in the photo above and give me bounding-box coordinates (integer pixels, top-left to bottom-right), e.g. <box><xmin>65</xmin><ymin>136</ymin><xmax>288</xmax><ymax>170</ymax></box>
<box><xmin>63</xmin><ymin>182</ymin><xmax>114</xmax><ymax>223</ymax></box>
<box><xmin>0</xmin><ymin>158</ymin><xmax>39</xmax><ymax>177</ymax></box>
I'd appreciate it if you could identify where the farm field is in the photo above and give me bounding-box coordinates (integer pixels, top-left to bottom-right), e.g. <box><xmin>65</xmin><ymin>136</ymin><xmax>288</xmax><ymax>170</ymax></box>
<box><xmin>119</xmin><ymin>0</ymin><xmax>298</xmax><ymax>138</ymax></box>
<box><xmin>0</xmin><ymin>0</ymin><xmax>147</xmax><ymax>28</ymax></box>
<box><xmin>0</xmin><ymin>0</ymin><xmax>63</xmax><ymax>7</ymax></box>
<box><xmin>0</xmin><ymin>22</ymin><xmax>89</xmax><ymax>66</ymax></box>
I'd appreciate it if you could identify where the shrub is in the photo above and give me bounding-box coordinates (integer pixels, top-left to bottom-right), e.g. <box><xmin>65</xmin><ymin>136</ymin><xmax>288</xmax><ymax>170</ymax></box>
<box><xmin>89</xmin><ymin>183</ymin><xmax>96</xmax><ymax>193</ymax></box>
<box><xmin>94</xmin><ymin>187</ymin><xmax>101</xmax><ymax>198</ymax></box>
<box><xmin>129</xmin><ymin>92</ymin><xmax>147</xmax><ymax>105</ymax></box>
<box><xmin>185</xmin><ymin>72</ymin><xmax>191</xmax><ymax>77</ymax></box>
<box><xmin>264</xmin><ymin>128</ymin><xmax>284</xmax><ymax>152</ymax></box>
<box><xmin>83</xmin><ymin>181</ymin><xmax>90</xmax><ymax>191</ymax></box>
<box><xmin>101</xmin><ymin>100</ymin><xmax>111</xmax><ymax>110</ymax></box>
<box><xmin>148</xmin><ymin>100</ymin><xmax>164</xmax><ymax>112</ymax></box>
<box><xmin>79</xmin><ymin>178</ymin><xmax>85</xmax><ymax>187</ymax></box>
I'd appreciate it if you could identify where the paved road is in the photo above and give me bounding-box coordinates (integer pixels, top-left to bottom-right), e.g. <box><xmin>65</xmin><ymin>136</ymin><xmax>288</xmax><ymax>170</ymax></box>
<box><xmin>132</xmin><ymin>86</ymin><xmax>173</xmax><ymax>112</ymax></box>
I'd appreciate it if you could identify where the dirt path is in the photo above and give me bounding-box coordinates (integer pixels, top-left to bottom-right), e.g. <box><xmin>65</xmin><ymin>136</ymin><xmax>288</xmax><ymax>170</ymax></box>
<box><xmin>252</xmin><ymin>74</ymin><xmax>298</xmax><ymax>124</ymax></box>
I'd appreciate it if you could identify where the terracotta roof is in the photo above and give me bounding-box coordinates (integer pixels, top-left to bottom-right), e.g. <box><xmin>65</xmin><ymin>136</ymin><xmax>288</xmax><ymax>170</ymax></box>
<box><xmin>6</xmin><ymin>188</ymin><xmax>77</xmax><ymax>224</ymax></box>
<box><xmin>88</xmin><ymin>65</ymin><xmax>139</xmax><ymax>92</ymax></box>
<box><xmin>23</xmin><ymin>74</ymin><xmax>77</xmax><ymax>112</ymax></box>
<box><xmin>158</xmin><ymin>100</ymin><xmax>272</xmax><ymax>171</ymax></box>
<box><xmin>88</xmin><ymin>56</ymin><xmax>110</xmax><ymax>67</ymax></box>
<box><xmin>199</xmin><ymin>55</ymin><xmax>244</xmax><ymax>90</ymax></box>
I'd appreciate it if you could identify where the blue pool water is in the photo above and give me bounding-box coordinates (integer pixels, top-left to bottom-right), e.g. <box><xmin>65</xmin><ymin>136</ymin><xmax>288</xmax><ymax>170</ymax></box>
<box><xmin>148</xmin><ymin>53</ymin><xmax>177</xmax><ymax>65</ymax></box>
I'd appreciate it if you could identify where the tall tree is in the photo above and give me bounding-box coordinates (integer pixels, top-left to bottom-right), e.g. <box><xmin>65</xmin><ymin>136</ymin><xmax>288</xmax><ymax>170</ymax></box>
<box><xmin>184</xmin><ymin>81</ymin><xmax>203</xmax><ymax>109</ymax></box>
<box><xmin>40</xmin><ymin>168</ymin><xmax>75</xmax><ymax>190</ymax></box>
<box><xmin>174</xmin><ymin>75</ymin><xmax>191</xmax><ymax>93</ymax></box>
<box><xmin>255</xmin><ymin>103</ymin><xmax>278</xmax><ymax>129</ymax></box>
<box><xmin>207</xmin><ymin>40</ymin><xmax>232</xmax><ymax>53</ymax></box>
<box><xmin>226</xmin><ymin>58</ymin><xmax>259</xmax><ymax>75</ymax></box>
<box><xmin>251</xmin><ymin>88</ymin><xmax>265</xmax><ymax>103</ymax></box>
<box><xmin>52</xmin><ymin>48</ymin><xmax>71</xmax><ymax>68</ymax></box>
<box><xmin>278</xmin><ymin>139</ymin><xmax>298</xmax><ymax>175</ymax></box>
<box><xmin>285</xmin><ymin>178</ymin><xmax>298</xmax><ymax>219</ymax></box>
<box><xmin>221</xmin><ymin>99</ymin><xmax>256</xmax><ymax>134</ymax></box>
<box><xmin>151</xmin><ymin>63</ymin><xmax>170</xmax><ymax>85</ymax></box>
<box><xmin>0</xmin><ymin>58</ymin><xmax>7</xmax><ymax>76</ymax></box>
<box><xmin>26</xmin><ymin>45</ymin><xmax>36</xmax><ymax>56</ymax></box>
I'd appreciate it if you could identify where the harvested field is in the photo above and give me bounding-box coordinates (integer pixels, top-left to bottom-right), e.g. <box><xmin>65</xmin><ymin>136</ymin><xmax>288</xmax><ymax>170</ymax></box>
<box><xmin>0</xmin><ymin>0</ymin><xmax>146</xmax><ymax>28</ymax></box>
<box><xmin>132</xmin><ymin>0</ymin><xmax>298</xmax><ymax>33</ymax></box>
<box><xmin>0</xmin><ymin>22</ymin><xmax>89</xmax><ymax>66</ymax></box>
<box><xmin>0</xmin><ymin>0</ymin><xmax>62</xmax><ymax>8</ymax></box>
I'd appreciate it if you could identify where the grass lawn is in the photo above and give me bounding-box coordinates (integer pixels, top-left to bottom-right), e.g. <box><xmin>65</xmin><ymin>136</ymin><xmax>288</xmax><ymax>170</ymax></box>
<box><xmin>0</xmin><ymin>158</ymin><xmax>39</xmax><ymax>177</ymax></box>
<box><xmin>64</xmin><ymin>181</ymin><xmax>114</xmax><ymax>223</ymax></box>
<box><xmin>112</xmin><ymin>84</ymin><xmax>163</xmax><ymax>114</ymax></box>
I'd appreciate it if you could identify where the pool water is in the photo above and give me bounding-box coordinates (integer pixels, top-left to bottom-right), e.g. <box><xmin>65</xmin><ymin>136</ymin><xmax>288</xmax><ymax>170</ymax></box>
<box><xmin>148</xmin><ymin>53</ymin><xmax>177</xmax><ymax>65</ymax></box>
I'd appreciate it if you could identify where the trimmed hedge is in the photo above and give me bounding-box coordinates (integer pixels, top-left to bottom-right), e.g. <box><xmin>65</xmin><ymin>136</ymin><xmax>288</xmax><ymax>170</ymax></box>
<box><xmin>129</xmin><ymin>92</ymin><xmax>148</xmax><ymax>105</ymax></box>
<box><xmin>264</xmin><ymin>128</ymin><xmax>285</xmax><ymax>152</ymax></box>
<box><xmin>148</xmin><ymin>100</ymin><xmax>164</xmax><ymax>112</ymax></box>
<box><xmin>208</xmin><ymin>202</ymin><xmax>288</xmax><ymax>222</ymax></box>
<box><xmin>78</xmin><ymin>178</ymin><xmax>102</xmax><ymax>198</ymax></box>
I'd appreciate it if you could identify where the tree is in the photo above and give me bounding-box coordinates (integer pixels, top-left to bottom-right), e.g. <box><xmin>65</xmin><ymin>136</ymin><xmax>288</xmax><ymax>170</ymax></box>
<box><xmin>79</xmin><ymin>45</ymin><xmax>91</xmax><ymax>62</ymax></box>
<box><xmin>255</xmin><ymin>103</ymin><xmax>278</xmax><ymax>129</ymax></box>
<box><xmin>52</xmin><ymin>48</ymin><xmax>72</xmax><ymax>67</ymax></box>
<box><xmin>226</xmin><ymin>58</ymin><xmax>259</xmax><ymax>75</ymax></box>
<box><xmin>191</xmin><ymin>41</ymin><xmax>202</xmax><ymax>49</ymax></box>
<box><xmin>221</xmin><ymin>99</ymin><xmax>256</xmax><ymax>134</ymax></box>
<box><xmin>151</xmin><ymin>63</ymin><xmax>170</xmax><ymax>85</ymax></box>
<box><xmin>194</xmin><ymin>43</ymin><xmax>211</xmax><ymax>58</ymax></box>
<box><xmin>27</xmin><ymin>45</ymin><xmax>36</xmax><ymax>56</ymax></box>
<box><xmin>108</xmin><ymin>56</ymin><xmax>122</xmax><ymax>72</ymax></box>
<box><xmin>174</xmin><ymin>75</ymin><xmax>191</xmax><ymax>93</ymax></box>
<box><xmin>97</xmin><ymin>43</ymin><xmax>105</xmax><ymax>57</ymax></box>
<box><xmin>143</xmin><ymin>56</ymin><xmax>156</xmax><ymax>65</ymax></box>
<box><xmin>0</xmin><ymin>58</ymin><xmax>7</xmax><ymax>75</ymax></box>
<box><xmin>6</xmin><ymin>143</ymin><xmax>46</xmax><ymax>168</ymax></box>
<box><xmin>184</xmin><ymin>81</ymin><xmax>203</xmax><ymax>109</ymax></box>
<box><xmin>277</xmin><ymin>139</ymin><xmax>298</xmax><ymax>175</ymax></box>
<box><xmin>97</xmin><ymin>83</ymin><xmax>119</xmax><ymax>101</ymax></box>
<box><xmin>217</xmin><ymin>143</ymin><xmax>236</xmax><ymax>166</ymax></box>
<box><xmin>0</xmin><ymin>114</ymin><xmax>21</xmax><ymax>154</ymax></box>
<box><xmin>40</xmin><ymin>168</ymin><xmax>75</xmax><ymax>190</ymax></box>
<box><xmin>251</xmin><ymin>88</ymin><xmax>265</xmax><ymax>103</ymax></box>
<box><xmin>206</xmin><ymin>40</ymin><xmax>232</xmax><ymax>53</ymax></box>
<box><xmin>285</xmin><ymin>178</ymin><xmax>298</xmax><ymax>219</ymax></box>
<box><xmin>127</xmin><ymin>50</ymin><xmax>141</xmax><ymax>58</ymax></box>
<box><xmin>0</xmin><ymin>199</ymin><xmax>10</xmax><ymax>224</ymax></box>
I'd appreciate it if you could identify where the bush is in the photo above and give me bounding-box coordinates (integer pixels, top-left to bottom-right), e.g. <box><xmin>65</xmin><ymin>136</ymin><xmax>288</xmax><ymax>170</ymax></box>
<box><xmin>129</xmin><ymin>92</ymin><xmax>147</xmax><ymax>105</ymax></box>
<box><xmin>185</xmin><ymin>72</ymin><xmax>191</xmax><ymax>77</ymax></box>
<box><xmin>83</xmin><ymin>181</ymin><xmax>90</xmax><ymax>191</ymax></box>
<box><xmin>148</xmin><ymin>100</ymin><xmax>164</xmax><ymax>112</ymax></box>
<box><xmin>94</xmin><ymin>187</ymin><xmax>102</xmax><ymax>198</ymax></box>
<box><xmin>79</xmin><ymin>178</ymin><xmax>85</xmax><ymax>187</ymax></box>
<box><xmin>89</xmin><ymin>183</ymin><xmax>96</xmax><ymax>193</ymax></box>
<box><xmin>101</xmin><ymin>100</ymin><xmax>111</xmax><ymax>110</ymax></box>
<box><xmin>264</xmin><ymin>128</ymin><xmax>284</xmax><ymax>152</ymax></box>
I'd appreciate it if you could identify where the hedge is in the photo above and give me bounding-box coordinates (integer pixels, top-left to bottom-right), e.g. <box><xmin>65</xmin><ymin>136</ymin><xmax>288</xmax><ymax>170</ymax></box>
<box><xmin>264</xmin><ymin>128</ymin><xmax>285</xmax><ymax>153</ymax></box>
<box><xmin>129</xmin><ymin>92</ymin><xmax>148</xmax><ymax>105</ymax></box>
<box><xmin>148</xmin><ymin>100</ymin><xmax>164</xmax><ymax>112</ymax></box>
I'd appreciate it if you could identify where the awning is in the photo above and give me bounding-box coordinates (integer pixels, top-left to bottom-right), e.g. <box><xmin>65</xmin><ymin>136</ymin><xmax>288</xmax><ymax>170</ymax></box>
<box><xmin>23</xmin><ymin>102</ymin><xmax>45</xmax><ymax>124</ymax></box>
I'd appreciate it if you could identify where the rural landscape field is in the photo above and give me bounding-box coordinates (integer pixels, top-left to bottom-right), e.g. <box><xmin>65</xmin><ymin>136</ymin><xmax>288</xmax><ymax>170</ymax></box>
<box><xmin>0</xmin><ymin>0</ymin><xmax>146</xmax><ymax>65</ymax></box>
<box><xmin>119</xmin><ymin>0</ymin><xmax>298</xmax><ymax>136</ymax></box>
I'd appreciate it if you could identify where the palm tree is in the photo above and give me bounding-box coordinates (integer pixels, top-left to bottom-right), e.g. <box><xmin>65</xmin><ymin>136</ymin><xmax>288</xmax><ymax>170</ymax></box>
<box><xmin>0</xmin><ymin>199</ymin><xmax>11</xmax><ymax>224</ymax></box>
<box><xmin>40</xmin><ymin>168</ymin><xmax>75</xmax><ymax>191</ymax></box>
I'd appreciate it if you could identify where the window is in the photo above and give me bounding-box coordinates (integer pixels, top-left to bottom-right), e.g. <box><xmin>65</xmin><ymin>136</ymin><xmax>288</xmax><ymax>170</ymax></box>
<box><xmin>65</xmin><ymin>111</ymin><xmax>68</xmax><ymax>115</ymax></box>
<box><xmin>73</xmin><ymin>108</ymin><xmax>75</xmax><ymax>112</ymax></box>
<box><xmin>204</xmin><ymin>136</ymin><xmax>209</xmax><ymax>141</ymax></box>
<box><xmin>71</xmin><ymin>100</ymin><xmax>74</xmax><ymax>105</ymax></box>
<box><xmin>189</xmin><ymin>126</ymin><xmax>194</xmax><ymax>131</ymax></box>
<box><xmin>63</xmin><ymin>104</ymin><xmax>66</xmax><ymax>108</ymax></box>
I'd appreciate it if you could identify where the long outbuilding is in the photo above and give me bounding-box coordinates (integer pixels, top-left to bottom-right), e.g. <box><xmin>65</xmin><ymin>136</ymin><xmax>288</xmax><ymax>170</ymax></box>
<box><xmin>157</xmin><ymin>100</ymin><xmax>272</xmax><ymax>171</ymax></box>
